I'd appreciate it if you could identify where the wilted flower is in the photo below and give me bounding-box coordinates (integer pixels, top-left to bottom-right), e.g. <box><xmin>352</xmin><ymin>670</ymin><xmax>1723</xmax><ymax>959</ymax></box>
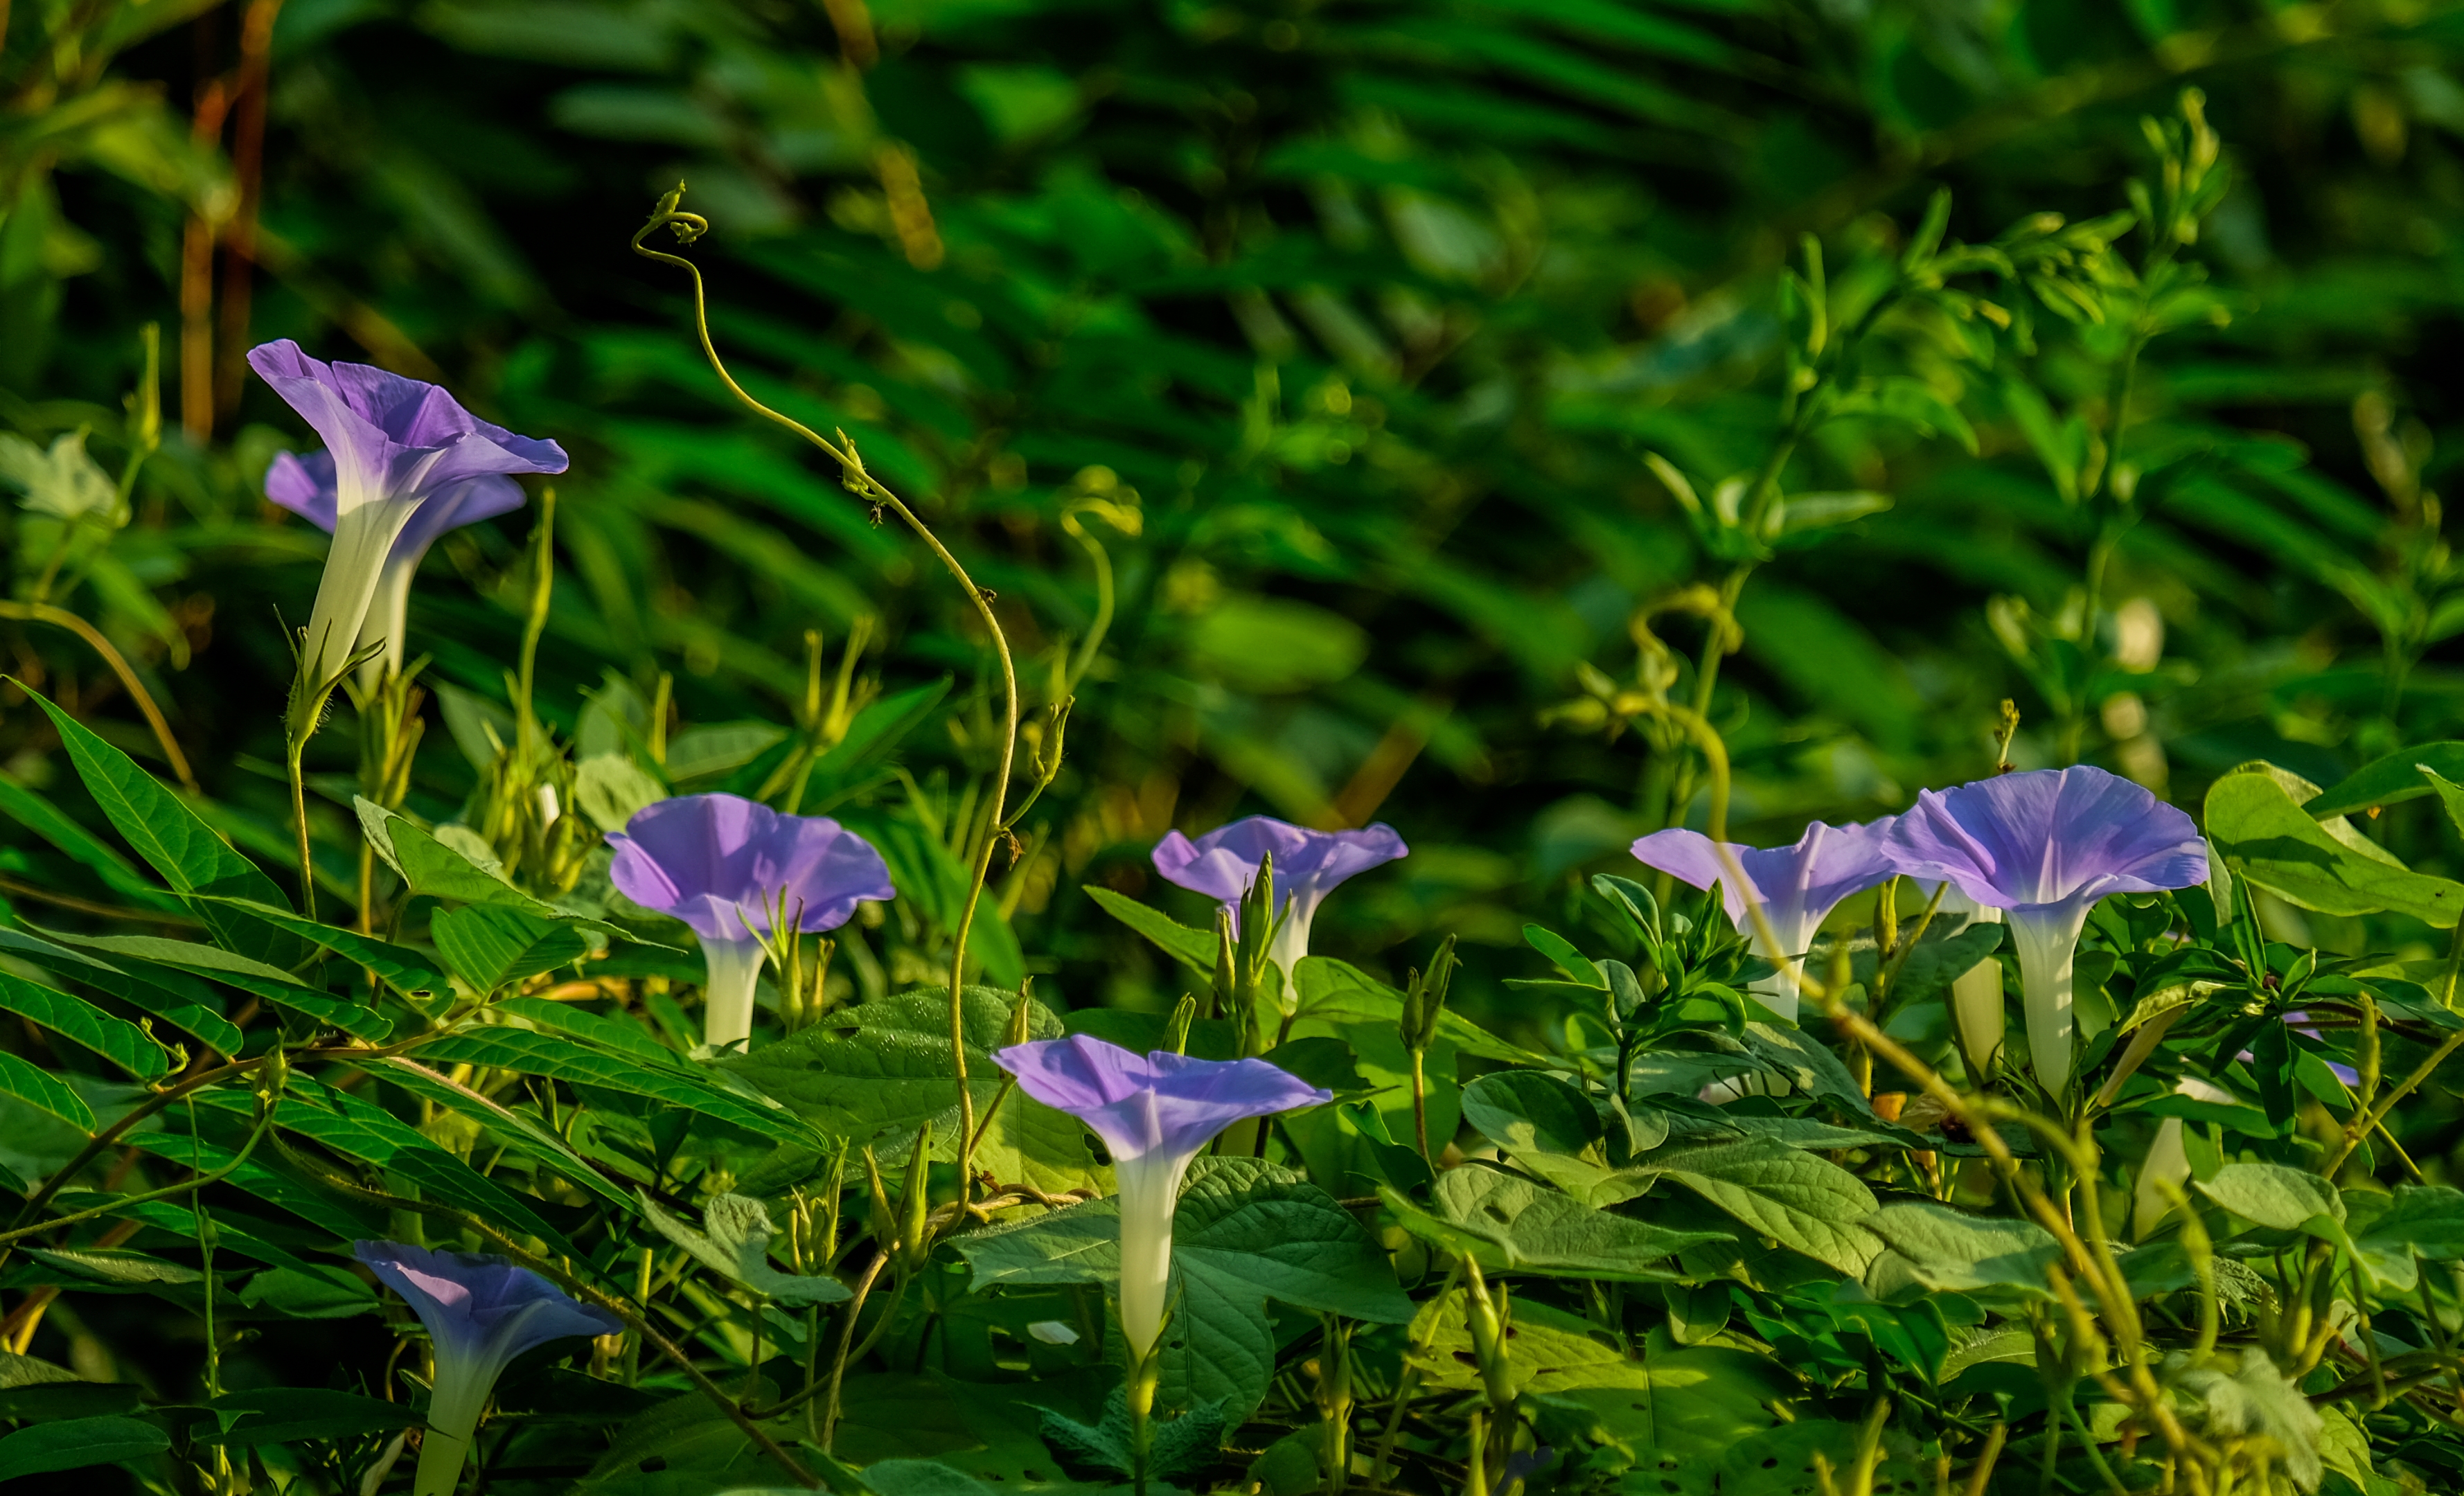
<box><xmin>1151</xmin><ymin>817</ymin><xmax>1407</xmax><ymax>981</ymax></box>
<box><xmin>608</xmin><ymin>792</ymin><xmax>894</xmax><ymax>1049</ymax></box>
<box><xmin>265</xmin><ymin>447</ymin><xmax>525</xmax><ymax>685</ymax></box>
<box><xmin>248</xmin><ymin>340</ymin><xmax>567</xmax><ymax>691</ymax></box>
<box><xmin>1630</xmin><ymin>820</ymin><xmax>1898</xmax><ymax>1020</ymax></box>
<box><xmin>994</xmin><ymin>1035</ymin><xmax>1331</xmax><ymax>1363</ymax></box>
<box><xmin>355</xmin><ymin>1240</ymin><xmax>621</xmax><ymax>1496</ymax></box>
<box><xmin>1882</xmin><ymin>766</ymin><xmax>2208</xmax><ymax>1094</ymax></box>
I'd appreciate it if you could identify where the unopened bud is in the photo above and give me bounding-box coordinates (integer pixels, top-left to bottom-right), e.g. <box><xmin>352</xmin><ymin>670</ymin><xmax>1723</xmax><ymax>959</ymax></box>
<box><xmin>1165</xmin><ymin>995</ymin><xmax>1198</xmax><ymax>1056</ymax></box>
<box><xmin>1004</xmin><ymin>984</ymin><xmax>1035</xmax><ymax>1049</ymax></box>
<box><xmin>1399</xmin><ymin>936</ymin><xmax>1460</xmax><ymax>1053</ymax></box>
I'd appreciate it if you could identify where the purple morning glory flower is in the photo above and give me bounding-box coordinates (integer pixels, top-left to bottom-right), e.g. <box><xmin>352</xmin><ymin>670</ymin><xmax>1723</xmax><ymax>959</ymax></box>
<box><xmin>1631</xmin><ymin>820</ymin><xmax>1899</xmax><ymax>1020</ymax></box>
<box><xmin>1151</xmin><ymin>817</ymin><xmax>1407</xmax><ymax>981</ymax></box>
<box><xmin>995</xmin><ymin>1035</ymin><xmax>1332</xmax><ymax>1362</ymax></box>
<box><xmin>248</xmin><ymin>340</ymin><xmax>567</xmax><ymax>691</ymax></box>
<box><xmin>265</xmin><ymin>447</ymin><xmax>526</xmax><ymax>686</ymax></box>
<box><xmin>355</xmin><ymin>1240</ymin><xmax>620</xmax><ymax>1496</ymax></box>
<box><xmin>608</xmin><ymin>792</ymin><xmax>894</xmax><ymax>1049</ymax></box>
<box><xmin>1881</xmin><ymin>766</ymin><xmax>2208</xmax><ymax>1094</ymax></box>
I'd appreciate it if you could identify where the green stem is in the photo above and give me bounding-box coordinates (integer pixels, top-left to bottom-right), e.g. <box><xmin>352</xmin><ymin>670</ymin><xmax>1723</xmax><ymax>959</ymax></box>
<box><xmin>2324</xmin><ymin>919</ymin><xmax>2464</xmax><ymax>1176</ymax></box>
<box><xmin>0</xmin><ymin>600</ymin><xmax>197</xmax><ymax>790</ymax></box>
<box><xmin>632</xmin><ymin>194</ymin><xmax>1019</xmax><ymax>1189</ymax></box>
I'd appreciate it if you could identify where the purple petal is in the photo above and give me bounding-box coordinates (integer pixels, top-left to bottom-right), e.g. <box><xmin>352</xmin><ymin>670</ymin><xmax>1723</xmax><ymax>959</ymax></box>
<box><xmin>1631</xmin><ymin>819</ymin><xmax>1898</xmax><ymax>950</ymax></box>
<box><xmin>608</xmin><ymin>792</ymin><xmax>894</xmax><ymax>942</ymax></box>
<box><xmin>353</xmin><ymin>1240</ymin><xmax>620</xmax><ymax>1362</ymax></box>
<box><xmin>994</xmin><ymin>1034</ymin><xmax>1331</xmax><ymax>1163</ymax></box>
<box><xmin>1152</xmin><ymin>816</ymin><xmax>1407</xmax><ymax>914</ymax></box>
<box><xmin>266</xmin><ymin>450</ymin><xmax>338</xmax><ymax>531</ymax></box>
<box><xmin>246</xmin><ymin>341</ymin><xmax>568</xmax><ymax>513</ymax></box>
<box><xmin>1881</xmin><ymin>767</ymin><xmax>2207</xmax><ymax>914</ymax></box>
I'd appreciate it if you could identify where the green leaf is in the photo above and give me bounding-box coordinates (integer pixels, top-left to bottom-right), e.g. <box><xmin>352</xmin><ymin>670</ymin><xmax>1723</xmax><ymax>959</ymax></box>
<box><xmin>1083</xmin><ymin>885</ymin><xmax>1219</xmax><ymax>974</ymax></box>
<box><xmin>0</xmin><ymin>769</ymin><xmax>186</xmax><ymax>911</ymax></box>
<box><xmin>837</xmin><ymin>809</ymin><xmax>1024</xmax><ymax>986</ymax></box>
<box><xmin>1459</xmin><ymin>1071</ymin><xmax>1601</xmax><ymax>1157</ymax></box>
<box><xmin>0</xmin><ymin>1414</ymin><xmax>170</xmax><ymax>1479</ymax></box>
<box><xmin>1644</xmin><ymin>1138</ymin><xmax>1881</xmax><ymax>1275</ymax></box>
<box><xmin>727</xmin><ymin>987</ymin><xmax>1101</xmax><ymax>1193</ymax></box>
<box><xmin>1381</xmin><ymin>1165</ymin><xmax>1726</xmax><ymax>1281</ymax></box>
<box><xmin>1523</xmin><ymin>924</ymin><xmax>1604</xmax><ymax>988</ymax></box>
<box><xmin>637</xmin><ymin>1191</ymin><xmax>851</xmax><ymax>1306</ymax></box>
<box><xmin>357</xmin><ymin>800</ymin><xmax>571</xmax><ymax>920</ymax></box>
<box><xmin>245</xmin><ymin>1080</ymin><xmax>583</xmax><ymax>1256</ymax></box>
<box><xmin>1861</xmin><ymin>1202</ymin><xmax>2058</xmax><ymax>1299</ymax></box>
<box><xmin>1544</xmin><ymin>1340</ymin><xmax>1790</xmax><ymax>1496</ymax></box>
<box><xmin>0</xmin><ymin>968</ymin><xmax>166</xmax><ymax>1079</ymax></box>
<box><xmin>419</xmin><ymin>1027</ymin><xmax>806</xmax><ymax>1142</ymax></box>
<box><xmin>0</xmin><ymin>927</ymin><xmax>242</xmax><ymax>1058</ymax></box>
<box><xmin>39</xmin><ymin>929</ymin><xmax>391</xmax><ymax>1041</ymax></box>
<box><xmin>955</xmin><ymin>1157</ymin><xmax>1410</xmax><ymax>1415</ymax></box>
<box><xmin>202</xmin><ymin>897</ymin><xmax>447</xmax><ymax>1000</ymax></box>
<box><xmin>2197</xmin><ymin>1161</ymin><xmax>2344</xmax><ymax>1234</ymax></box>
<box><xmin>1408</xmin><ymin>1287</ymin><xmax>1638</xmax><ymax>1396</ymax></box>
<box><xmin>374</xmin><ymin>1057</ymin><xmax>638</xmax><ymax>1210</ymax></box>
<box><xmin>1736</xmin><ymin>1022</ymin><xmax>1882</xmax><ymax>1119</ymax></box>
<box><xmin>431</xmin><ymin>904</ymin><xmax>592</xmax><ymax>992</ymax></box>
<box><xmin>18</xmin><ymin>685</ymin><xmax>305</xmax><ymax>967</ymax></box>
<box><xmin>2204</xmin><ymin>767</ymin><xmax>2463</xmax><ymax>925</ymax></box>
<box><xmin>1036</xmin><ymin>1389</ymin><xmax>1225</xmax><ymax>1481</ymax></box>
<box><xmin>1294</xmin><ymin>957</ymin><xmax>1548</xmax><ymax>1066</ymax></box>
<box><xmin>2303</xmin><ymin>743</ymin><xmax>2464</xmax><ymax>819</ymax></box>
<box><xmin>0</xmin><ymin>1050</ymin><xmax>94</xmax><ymax>1130</ymax></box>
<box><xmin>195</xmin><ymin>1389</ymin><xmax>420</xmax><ymax>1446</ymax></box>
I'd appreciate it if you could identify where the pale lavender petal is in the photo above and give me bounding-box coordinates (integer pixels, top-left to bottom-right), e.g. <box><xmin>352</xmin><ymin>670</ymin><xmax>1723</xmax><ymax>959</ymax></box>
<box><xmin>1151</xmin><ymin>817</ymin><xmax>1406</xmax><ymax>974</ymax></box>
<box><xmin>393</xmin><ymin>475</ymin><xmax>528</xmax><ymax>560</ymax></box>
<box><xmin>1881</xmin><ymin>767</ymin><xmax>2207</xmax><ymax>912</ymax></box>
<box><xmin>608</xmin><ymin>792</ymin><xmax>893</xmax><ymax>942</ymax></box>
<box><xmin>265</xmin><ymin>450</ymin><xmax>338</xmax><ymax>531</ymax></box>
<box><xmin>994</xmin><ymin>1035</ymin><xmax>1331</xmax><ymax>1163</ymax></box>
<box><xmin>1632</xmin><ymin>820</ymin><xmax>1897</xmax><ymax>949</ymax></box>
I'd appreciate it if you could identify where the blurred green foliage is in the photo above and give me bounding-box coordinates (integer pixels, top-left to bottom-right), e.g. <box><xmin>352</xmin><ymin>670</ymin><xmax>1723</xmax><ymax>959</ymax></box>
<box><xmin>11</xmin><ymin>0</ymin><xmax>2464</xmax><ymax>1085</ymax></box>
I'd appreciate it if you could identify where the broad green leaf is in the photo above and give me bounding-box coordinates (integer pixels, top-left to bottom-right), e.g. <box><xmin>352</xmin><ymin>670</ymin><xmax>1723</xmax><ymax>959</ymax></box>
<box><xmin>1408</xmin><ymin>1286</ymin><xmax>1638</xmax><ymax>1395</ymax></box>
<box><xmin>637</xmin><ymin>1191</ymin><xmax>851</xmax><ymax>1306</ymax></box>
<box><xmin>19</xmin><ymin>686</ymin><xmax>306</xmax><ymax>966</ymax></box>
<box><xmin>1523</xmin><ymin>923</ymin><xmax>1604</xmax><ymax>988</ymax></box>
<box><xmin>2303</xmin><ymin>742</ymin><xmax>2464</xmax><ymax>819</ymax></box>
<box><xmin>799</xmin><ymin>675</ymin><xmax>955</xmax><ymax>798</ymax></box>
<box><xmin>2197</xmin><ymin>1161</ymin><xmax>2344</xmax><ymax>1234</ymax></box>
<box><xmin>202</xmin><ymin>897</ymin><xmax>447</xmax><ymax>999</ymax></box>
<box><xmin>1545</xmin><ymin>1339</ymin><xmax>1791</xmax><ymax>1496</ymax></box>
<box><xmin>1459</xmin><ymin>1070</ymin><xmax>1600</xmax><ymax>1157</ymax></box>
<box><xmin>1644</xmin><ymin>1138</ymin><xmax>1881</xmax><ymax>1274</ymax></box>
<box><xmin>41</xmin><ymin>929</ymin><xmax>391</xmax><ymax>1041</ymax></box>
<box><xmin>375</xmin><ymin>1057</ymin><xmax>639</xmax><ymax>1210</ymax></box>
<box><xmin>0</xmin><ymin>1051</ymin><xmax>94</xmax><ymax>1130</ymax></box>
<box><xmin>1084</xmin><ymin>885</ymin><xmax>1218</xmax><ymax>974</ymax></box>
<box><xmin>1294</xmin><ymin>957</ymin><xmax>1549</xmax><ymax>1066</ymax></box>
<box><xmin>0</xmin><ymin>769</ymin><xmax>186</xmax><ymax>911</ymax></box>
<box><xmin>1737</xmin><ymin>1022</ymin><xmax>1878</xmax><ymax>1118</ymax></box>
<box><xmin>194</xmin><ymin>1389</ymin><xmax>421</xmax><ymax>1446</ymax></box>
<box><xmin>17</xmin><ymin>1245</ymin><xmax>202</xmax><ymax>1285</ymax></box>
<box><xmin>432</xmin><ymin>903</ymin><xmax>592</xmax><ymax>992</ymax></box>
<box><xmin>727</xmin><ymin>987</ymin><xmax>1100</xmax><ymax>1193</ymax></box>
<box><xmin>419</xmin><ymin>1026</ymin><xmax>806</xmax><ymax>1141</ymax></box>
<box><xmin>837</xmin><ymin>809</ymin><xmax>1023</xmax><ymax>986</ymax></box>
<box><xmin>497</xmin><ymin>996</ymin><xmax>687</xmax><ymax>1071</ymax></box>
<box><xmin>0</xmin><ymin>1414</ymin><xmax>171</xmax><ymax>1479</ymax></box>
<box><xmin>1861</xmin><ymin>1202</ymin><xmax>2058</xmax><ymax>1299</ymax></box>
<box><xmin>1381</xmin><ymin>1165</ymin><xmax>1726</xmax><ymax>1281</ymax></box>
<box><xmin>357</xmin><ymin>800</ymin><xmax>580</xmax><ymax>925</ymax></box>
<box><xmin>2345</xmin><ymin>1184</ymin><xmax>2464</xmax><ymax>1293</ymax></box>
<box><xmin>2203</xmin><ymin>769</ymin><xmax>2463</xmax><ymax>927</ymax></box>
<box><xmin>227</xmin><ymin>1080</ymin><xmax>581</xmax><ymax>1256</ymax></box>
<box><xmin>0</xmin><ymin>968</ymin><xmax>166</xmax><ymax>1079</ymax></box>
<box><xmin>956</xmin><ymin>1157</ymin><xmax>1410</xmax><ymax>1415</ymax></box>
<box><xmin>0</xmin><ymin>927</ymin><xmax>242</xmax><ymax>1057</ymax></box>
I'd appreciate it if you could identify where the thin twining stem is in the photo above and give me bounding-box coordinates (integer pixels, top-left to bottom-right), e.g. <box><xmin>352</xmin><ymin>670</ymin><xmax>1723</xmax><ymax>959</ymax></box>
<box><xmin>0</xmin><ymin>600</ymin><xmax>197</xmax><ymax>791</ymax></box>
<box><xmin>630</xmin><ymin>189</ymin><xmax>1018</xmax><ymax>1179</ymax></box>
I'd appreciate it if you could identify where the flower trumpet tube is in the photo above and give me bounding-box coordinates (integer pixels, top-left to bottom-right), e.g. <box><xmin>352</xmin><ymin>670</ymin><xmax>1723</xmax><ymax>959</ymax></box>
<box><xmin>993</xmin><ymin>1035</ymin><xmax>1331</xmax><ymax>1364</ymax></box>
<box><xmin>355</xmin><ymin>1241</ymin><xmax>621</xmax><ymax>1496</ymax></box>
<box><xmin>1629</xmin><ymin>819</ymin><xmax>1899</xmax><ymax>1021</ymax></box>
<box><xmin>1881</xmin><ymin>766</ymin><xmax>2208</xmax><ymax>1095</ymax></box>
<box><xmin>264</xmin><ymin>448</ymin><xmax>526</xmax><ymax>690</ymax></box>
<box><xmin>247</xmin><ymin>341</ymin><xmax>567</xmax><ymax>703</ymax></box>
<box><xmin>608</xmin><ymin>792</ymin><xmax>894</xmax><ymax>1050</ymax></box>
<box><xmin>1152</xmin><ymin>817</ymin><xmax>1407</xmax><ymax>988</ymax></box>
